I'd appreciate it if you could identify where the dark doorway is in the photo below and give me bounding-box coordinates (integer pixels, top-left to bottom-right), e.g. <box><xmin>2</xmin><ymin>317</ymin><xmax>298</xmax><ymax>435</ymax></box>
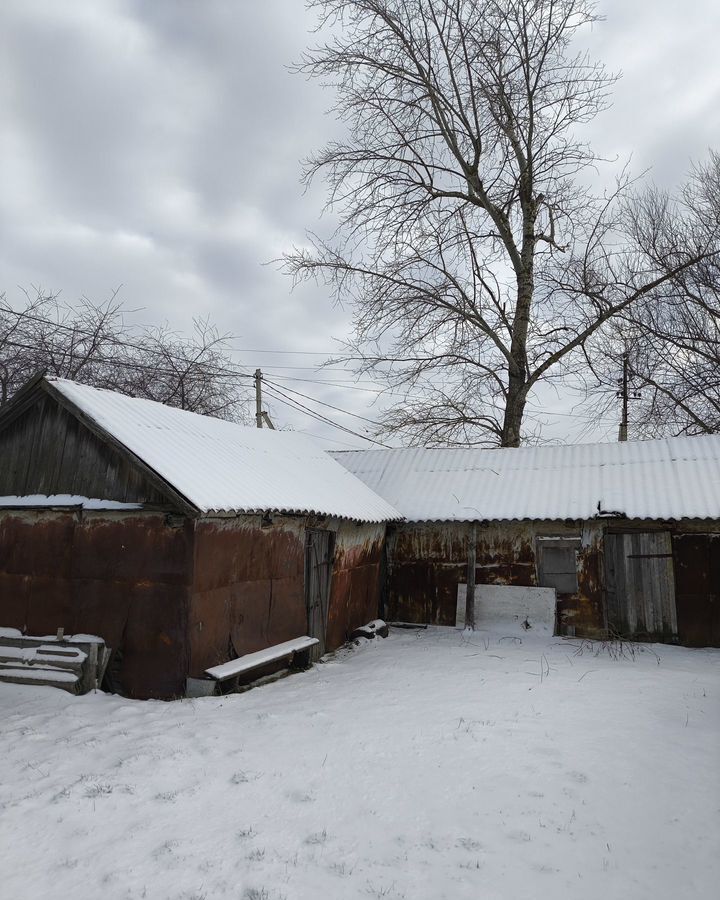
<box><xmin>672</xmin><ymin>534</ymin><xmax>720</xmax><ymax>647</ymax></box>
<box><xmin>305</xmin><ymin>529</ymin><xmax>335</xmax><ymax>658</ymax></box>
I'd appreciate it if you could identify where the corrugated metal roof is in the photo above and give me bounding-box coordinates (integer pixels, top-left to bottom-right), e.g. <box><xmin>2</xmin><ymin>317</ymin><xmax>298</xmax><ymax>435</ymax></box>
<box><xmin>48</xmin><ymin>379</ymin><xmax>401</xmax><ymax>522</ymax></box>
<box><xmin>331</xmin><ymin>437</ymin><xmax>720</xmax><ymax>522</ymax></box>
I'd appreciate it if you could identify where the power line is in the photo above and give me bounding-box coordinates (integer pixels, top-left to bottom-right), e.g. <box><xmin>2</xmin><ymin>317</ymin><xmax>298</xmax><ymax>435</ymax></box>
<box><xmin>263</xmin><ymin>382</ymin><xmax>388</xmax><ymax>447</ymax></box>
<box><xmin>263</xmin><ymin>377</ymin><xmax>384</xmax><ymax>427</ymax></box>
<box><xmin>293</xmin><ymin>429</ymin><xmax>365</xmax><ymax>450</ymax></box>
<box><xmin>228</xmin><ymin>347</ymin><xmax>338</xmax><ymax>356</ymax></box>
<box><xmin>262</xmin><ymin>382</ymin><xmax>390</xmax><ymax>447</ymax></box>
<box><xmin>0</xmin><ymin>338</ymin><xmax>252</xmax><ymax>383</ymax></box>
<box><xmin>2</xmin><ymin>307</ymin><xmax>254</xmax><ymax>382</ymax></box>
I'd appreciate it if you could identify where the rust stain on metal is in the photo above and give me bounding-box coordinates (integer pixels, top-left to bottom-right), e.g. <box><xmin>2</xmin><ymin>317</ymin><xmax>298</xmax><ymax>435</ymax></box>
<box><xmin>0</xmin><ymin>509</ymin><xmax>193</xmax><ymax>700</ymax></box>
<box><xmin>189</xmin><ymin>517</ymin><xmax>306</xmax><ymax>676</ymax></box>
<box><xmin>326</xmin><ymin>522</ymin><xmax>385</xmax><ymax>650</ymax></box>
<box><xmin>557</xmin><ymin>533</ymin><xmax>606</xmax><ymax>637</ymax></box>
<box><xmin>386</xmin><ymin>521</ymin><xmax>609</xmax><ymax>637</ymax></box>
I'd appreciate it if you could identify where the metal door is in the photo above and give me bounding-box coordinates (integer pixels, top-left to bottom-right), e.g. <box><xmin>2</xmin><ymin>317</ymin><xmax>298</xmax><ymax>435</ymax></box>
<box><xmin>672</xmin><ymin>534</ymin><xmax>720</xmax><ymax>647</ymax></box>
<box><xmin>604</xmin><ymin>532</ymin><xmax>677</xmax><ymax>640</ymax></box>
<box><xmin>305</xmin><ymin>530</ymin><xmax>335</xmax><ymax>658</ymax></box>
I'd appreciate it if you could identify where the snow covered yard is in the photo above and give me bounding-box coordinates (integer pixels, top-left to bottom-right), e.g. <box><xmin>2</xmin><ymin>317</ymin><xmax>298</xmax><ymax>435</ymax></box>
<box><xmin>1</xmin><ymin>628</ymin><xmax>718</xmax><ymax>900</ymax></box>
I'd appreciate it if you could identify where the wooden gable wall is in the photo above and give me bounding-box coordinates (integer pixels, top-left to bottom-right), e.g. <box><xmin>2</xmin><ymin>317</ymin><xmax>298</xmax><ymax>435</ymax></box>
<box><xmin>0</xmin><ymin>390</ymin><xmax>174</xmax><ymax>507</ymax></box>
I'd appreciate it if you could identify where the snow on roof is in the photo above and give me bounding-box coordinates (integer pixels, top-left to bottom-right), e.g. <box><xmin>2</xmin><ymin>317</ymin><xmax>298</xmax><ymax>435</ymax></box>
<box><xmin>47</xmin><ymin>379</ymin><xmax>400</xmax><ymax>522</ymax></box>
<box><xmin>332</xmin><ymin>436</ymin><xmax>720</xmax><ymax>522</ymax></box>
<box><xmin>0</xmin><ymin>495</ymin><xmax>143</xmax><ymax>510</ymax></box>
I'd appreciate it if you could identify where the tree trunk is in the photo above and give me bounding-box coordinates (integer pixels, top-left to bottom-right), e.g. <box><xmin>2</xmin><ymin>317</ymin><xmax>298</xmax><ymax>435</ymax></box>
<box><xmin>501</xmin><ymin>379</ymin><xmax>527</xmax><ymax>447</ymax></box>
<box><xmin>501</xmin><ymin>266</ymin><xmax>533</xmax><ymax>447</ymax></box>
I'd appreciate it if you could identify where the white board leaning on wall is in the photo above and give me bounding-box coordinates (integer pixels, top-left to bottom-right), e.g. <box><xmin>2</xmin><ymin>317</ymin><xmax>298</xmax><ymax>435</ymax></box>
<box><xmin>456</xmin><ymin>584</ymin><xmax>557</xmax><ymax>634</ymax></box>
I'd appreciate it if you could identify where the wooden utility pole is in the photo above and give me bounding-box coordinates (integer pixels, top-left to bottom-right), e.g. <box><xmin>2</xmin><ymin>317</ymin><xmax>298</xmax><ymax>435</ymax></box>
<box><xmin>618</xmin><ymin>353</ymin><xmax>629</xmax><ymax>442</ymax></box>
<box><xmin>465</xmin><ymin>522</ymin><xmax>477</xmax><ymax>630</ymax></box>
<box><xmin>617</xmin><ymin>353</ymin><xmax>640</xmax><ymax>442</ymax></box>
<box><xmin>255</xmin><ymin>368</ymin><xmax>263</xmax><ymax>428</ymax></box>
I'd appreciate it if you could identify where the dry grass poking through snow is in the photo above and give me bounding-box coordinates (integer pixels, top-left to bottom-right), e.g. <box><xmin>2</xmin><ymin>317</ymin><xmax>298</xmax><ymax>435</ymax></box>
<box><xmin>1</xmin><ymin>627</ymin><xmax>718</xmax><ymax>900</ymax></box>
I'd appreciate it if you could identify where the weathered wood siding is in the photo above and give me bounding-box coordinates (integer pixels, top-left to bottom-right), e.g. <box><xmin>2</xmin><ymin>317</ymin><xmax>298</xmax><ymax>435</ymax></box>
<box><xmin>604</xmin><ymin>531</ymin><xmax>678</xmax><ymax>641</ymax></box>
<box><xmin>0</xmin><ymin>392</ymin><xmax>171</xmax><ymax>505</ymax></box>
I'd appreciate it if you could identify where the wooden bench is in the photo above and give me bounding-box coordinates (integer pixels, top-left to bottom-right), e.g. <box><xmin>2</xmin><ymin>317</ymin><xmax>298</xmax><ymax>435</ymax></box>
<box><xmin>202</xmin><ymin>636</ymin><xmax>320</xmax><ymax>692</ymax></box>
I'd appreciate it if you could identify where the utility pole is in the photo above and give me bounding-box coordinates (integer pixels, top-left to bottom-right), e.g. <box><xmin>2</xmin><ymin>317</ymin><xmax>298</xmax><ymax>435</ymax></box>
<box><xmin>617</xmin><ymin>352</ymin><xmax>640</xmax><ymax>442</ymax></box>
<box><xmin>254</xmin><ymin>368</ymin><xmax>275</xmax><ymax>430</ymax></box>
<box><xmin>618</xmin><ymin>353</ymin><xmax>629</xmax><ymax>442</ymax></box>
<box><xmin>255</xmin><ymin>368</ymin><xmax>263</xmax><ymax>428</ymax></box>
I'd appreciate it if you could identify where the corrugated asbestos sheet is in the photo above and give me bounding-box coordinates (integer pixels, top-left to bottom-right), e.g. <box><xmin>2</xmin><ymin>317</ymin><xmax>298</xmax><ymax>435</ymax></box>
<box><xmin>48</xmin><ymin>379</ymin><xmax>401</xmax><ymax>523</ymax></box>
<box><xmin>332</xmin><ymin>437</ymin><xmax>720</xmax><ymax>522</ymax></box>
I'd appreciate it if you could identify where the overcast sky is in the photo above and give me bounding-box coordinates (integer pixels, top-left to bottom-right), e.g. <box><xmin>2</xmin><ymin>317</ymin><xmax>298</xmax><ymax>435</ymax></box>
<box><xmin>2</xmin><ymin>0</ymin><xmax>719</xmax><ymax>447</ymax></box>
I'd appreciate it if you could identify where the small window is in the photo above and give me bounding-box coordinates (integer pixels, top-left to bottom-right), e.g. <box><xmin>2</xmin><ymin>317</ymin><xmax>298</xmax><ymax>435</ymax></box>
<box><xmin>537</xmin><ymin>539</ymin><xmax>580</xmax><ymax>594</ymax></box>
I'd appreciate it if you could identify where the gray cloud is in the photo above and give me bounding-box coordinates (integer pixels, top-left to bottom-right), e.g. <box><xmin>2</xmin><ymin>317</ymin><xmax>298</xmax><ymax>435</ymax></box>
<box><xmin>1</xmin><ymin>0</ymin><xmax>718</xmax><ymax>446</ymax></box>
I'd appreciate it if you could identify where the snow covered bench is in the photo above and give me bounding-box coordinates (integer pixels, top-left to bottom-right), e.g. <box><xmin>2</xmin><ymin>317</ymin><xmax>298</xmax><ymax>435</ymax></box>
<box><xmin>205</xmin><ymin>636</ymin><xmax>319</xmax><ymax>684</ymax></box>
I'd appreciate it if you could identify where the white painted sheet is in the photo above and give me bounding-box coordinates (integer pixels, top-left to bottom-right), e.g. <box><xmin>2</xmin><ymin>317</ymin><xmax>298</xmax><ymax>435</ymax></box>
<box><xmin>456</xmin><ymin>583</ymin><xmax>557</xmax><ymax>634</ymax></box>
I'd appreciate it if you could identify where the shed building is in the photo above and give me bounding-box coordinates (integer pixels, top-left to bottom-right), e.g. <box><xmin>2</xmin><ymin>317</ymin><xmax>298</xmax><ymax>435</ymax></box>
<box><xmin>0</xmin><ymin>377</ymin><xmax>399</xmax><ymax>698</ymax></box>
<box><xmin>334</xmin><ymin>440</ymin><xmax>720</xmax><ymax>647</ymax></box>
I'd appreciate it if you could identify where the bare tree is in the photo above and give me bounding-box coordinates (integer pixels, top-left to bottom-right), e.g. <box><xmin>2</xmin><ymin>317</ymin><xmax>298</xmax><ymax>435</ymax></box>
<box><xmin>286</xmin><ymin>0</ymin><xmax>717</xmax><ymax>446</ymax></box>
<box><xmin>124</xmin><ymin>318</ymin><xmax>248</xmax><ymax>419</ymax></box>
<box><xmin>584</xmin><ymin>153</ymin><xmax>720</xmax><ymax>438</ymax></box>
<box><xmin>0</xmin><ymin>288</ymin><xmax>250</xmax><ymax>420</ymax></box>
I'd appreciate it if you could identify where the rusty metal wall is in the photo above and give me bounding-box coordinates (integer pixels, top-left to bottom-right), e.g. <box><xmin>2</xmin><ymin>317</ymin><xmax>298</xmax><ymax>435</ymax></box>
<box><xmin>326</xmin><ymin>521</ymin><xmax>386</xmax><ymax>650</ymax></box>
<box><xmin>385</xmin><ymin>521</ymin><xmax>607</xmax><ymax>636</ymax></box>
<box><xmin>0</xmin><ymin>509</ymin><xmax>193</xmax><ymax>699</ymax></box>
<box><xmin>386</xmin><ymin>523</ymin><xmax>467</xmax><ymax>625</ymax></box>
<box><xmin>188</xmin><ymin>516</ymin><xmax>307</xmax><ymax>676</ymax></box>
<box><xmin>190</xmin><ymin>517</ymin><xmax>387</xmax><ymax>672</ymax></box>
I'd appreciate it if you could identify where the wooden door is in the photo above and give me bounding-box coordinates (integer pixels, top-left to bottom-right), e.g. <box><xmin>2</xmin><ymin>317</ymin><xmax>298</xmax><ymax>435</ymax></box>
<box><xmin>604</xmin><ymin>532</ymin><xmax>677</xmax><ymax>641</ymax></box>
<box><xmin>672</xmin><ymin>534</ymin><xmax>720</xmax><ymax>647</ymax></box>
<box><xmin>305</xmin><ymin>530</ymin><xmax>335</xmax><ymax>658</ymax></box>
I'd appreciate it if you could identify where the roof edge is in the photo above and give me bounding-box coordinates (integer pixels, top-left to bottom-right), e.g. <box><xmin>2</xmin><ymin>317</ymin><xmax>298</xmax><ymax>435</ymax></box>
<box><xmin>41</xmin><ymin>378</ymin><xmax>200</xmax><ymax>518</ymax></box>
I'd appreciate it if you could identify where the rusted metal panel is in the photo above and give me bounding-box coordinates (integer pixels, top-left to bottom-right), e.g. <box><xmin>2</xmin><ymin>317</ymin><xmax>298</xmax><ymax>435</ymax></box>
<box><xmin>122</xmin><ymin>581</ymin><xmax>189</xmax><ymax>700</ymax></box>
<box><xmin>1</xmin><ymin>509</ymin><xmax>75</xmax><ymax>577</ymax></box>
<box><xmin>0</xmin><ymin>510</ymin><xmax>194</xmax><ymax>700</ymax></box>
<box><xmin>0</xmin><ymin>573</ymin><xmax>30</xmax><ymax>629</ymax></box>
<box><xmin>326</xmin><ymin>522</ymin><xmax>386</xmax><ymax>649</ymax></box>
<box><xmin>673</xmin><ymin>533</ymin><xmax>720</xmax><ymax>647</ymax></box>
<box><xmin>391</xmin><ymin>523</ymin><xmax>467</xmax><ymax>562</ymax></box>
<box><xmin>385</xmin><ymin>523</ymin><xmax>468</xmax><ymax>624</ymax></box>
<box><xmin>476</xmin><ymin>525</ymin><xmax>536</xmax><ymax>587</ymax></box>
<box><xmin>189</xmin><ymin>518</ymin><xmax>306</xmax><ymax>676</ymax></box>
<box><xmin>386</xmin><ymin>521</ymin><xmax>608</xmax><ymax>637</ymax></box>
<box><xmin>386</xmin><ymin>523</ymin><xmax>538</xmax><ymax>626</ymax></box>
<box><xmin>71</xmin><ymin>516</ymin><xmax>193</xmax><ymax>584</ymax></box>
<box><xmin>565</xmin><ymin>533</ymin><xmax>606</xmax><ymax>637</ymax></box>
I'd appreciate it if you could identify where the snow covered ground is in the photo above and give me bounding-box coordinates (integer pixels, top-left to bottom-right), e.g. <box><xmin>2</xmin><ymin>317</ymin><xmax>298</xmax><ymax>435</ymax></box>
<box><xmin>1</xmin><ymin>627</ymin><xmax>718</xmax><ymax>900</ymax></box>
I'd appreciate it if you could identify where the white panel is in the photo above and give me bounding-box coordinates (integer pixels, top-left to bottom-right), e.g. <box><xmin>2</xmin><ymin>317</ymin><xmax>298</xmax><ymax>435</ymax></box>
<box><xmin>456</xmin><ymin>584</ymin><xmax>557</xmax><ymax>634</ymax></box>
